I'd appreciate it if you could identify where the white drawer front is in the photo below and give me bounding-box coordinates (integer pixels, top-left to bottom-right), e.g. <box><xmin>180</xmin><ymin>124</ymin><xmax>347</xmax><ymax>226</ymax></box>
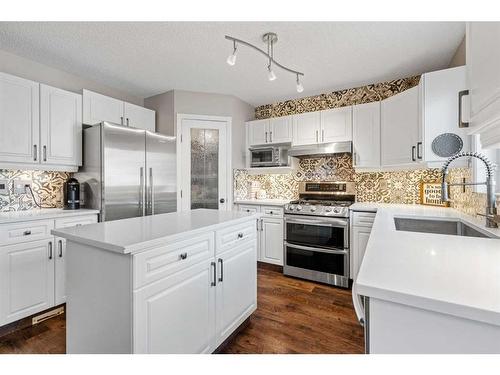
<box><xmin>55</xmin><ymin>215</ymin><xmax>98</xmax><ymax>229</ymax></box>
<box><xmin>0</xmin><ymin>220</ymin><xmax>54</xmax><ymax>246</ymax></box>
<box><xmin>216</xmin><ymin>221</ymin><xmax>256</xmax><ymax>255</ymax></box>
<box><xmin>353</xmin><ymin>212</ymin><xmax>376</xmax><ymax>227</ymax></box>
<box><xmin>261</xmin><ymin>206</ymin><xmax>284</xmax><ymax>217</ymax></box>
<box><xmin>133</xmin><ymin>232</ymin><xmax>214</xmax><ymax>289</ymax></box>
<box><xmin>238</xmin><ymin>205</ymin><xmax>260</xmax><ymax>214</ymax></box>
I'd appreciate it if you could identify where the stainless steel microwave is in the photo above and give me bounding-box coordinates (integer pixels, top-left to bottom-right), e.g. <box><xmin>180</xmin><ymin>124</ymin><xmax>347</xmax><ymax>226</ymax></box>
<box><xmin>249</xmin><ymin>146</ymin><xmax>290</xmax><ymax>167</ymax></box>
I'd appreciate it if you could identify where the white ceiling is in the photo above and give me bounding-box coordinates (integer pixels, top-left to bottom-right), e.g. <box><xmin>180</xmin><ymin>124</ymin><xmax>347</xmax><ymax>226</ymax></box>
<box><xmin>0</xmin><ymin>22</ymin><xmax>465</xmax><ymax>106</ymax></box>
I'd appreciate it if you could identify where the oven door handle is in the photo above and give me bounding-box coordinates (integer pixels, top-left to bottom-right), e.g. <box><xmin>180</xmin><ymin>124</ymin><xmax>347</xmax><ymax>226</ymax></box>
<box><xmin>284</xmin><ymin>217</ymin><xmax>348</xmax><ymax>228</ymax></box>
<box><xmin>284</xmin><ymin>241</ymin><xmax>348</xmax><ymax>255</ymax></box>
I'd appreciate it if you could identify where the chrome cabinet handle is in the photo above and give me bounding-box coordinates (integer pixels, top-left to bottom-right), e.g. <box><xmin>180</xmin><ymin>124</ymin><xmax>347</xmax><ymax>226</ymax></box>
<box><xmin>417</xmin><ymin>142</ymin><xmax>423</xmax><ymax>160</ymax></box>
<box><xmin>43</xmin><ymin>145</ymin><xmax>47</xmax><ymax>162</ymax></box>
<box><xmin>179</xmin><ymin>252</ymin><xmax>188</xmax><ymax>260</ymax></box>
<box><xmin>260</xmin><ymin>218</ymin><xmax>264</xmax><ymax>231</ymax></box>
<box><xmin>48</xmin><ymin>241</ymin><xmax>53</xmax><ymax>260</ymax></box>
<box><xmin>352</xmin><ymin>151</ymin><xmax>357</xmax><ymax>167</ymax></box>
<box><xmin>58</xmin><ymin>240</ymin><xmax>63</xmax><ymax>258</ymax></box>
<box><xmin>411</xmin><ymin>146</ymin><xmax>416</xmax><ymax>162</ymax></box>
<box><xmin>149</xmin><ymin>167</ymin><xmax>154</xmax><ymax>215</ymax></box>
<box><xmin>33</xmin><ymin>145</ymin><xmax>37</xmax><ymax>161</ymax></box>
<box><xmin>211</xmin><ymin>262</ymin><xmax>216</xmax><ymax>286</ymax></box>
<box><xmin>121</xmin><ymin>116</ymin><xmax>124</xmax><ymax>126</ymax></box>
<box><xmin>218</xmin><ymin>258</ymin><xmax>224</xmax><ymax>282</ymax></box>
<box><xmin>23</xmin><ymin>230</ymin><xmax>31</xmax><ymax>236</ymax></box>
<box><xmin>237</xmin><ymin>232</ymin><xmax>244</xmax><ymax>239</ymax></box>
<box><xmin>139</xmin><ymin>167</ymin><xmax>145</xmax><ymax>216</ymax></box>
<box><xmin>322</xmin><ymin>129</ymin><xmax>325</xmax><ymax>142</ymax></box>
<box><xmin>316</xmin><ymin>130</ymin><xmax>319</xmax><ymax>143</ymax></box>
<box><xmin>269</xmin><ymin>131</ymin><xmax>273</xmax><ymax>143</ymax></box>
<box><xmin>458</xmin><ymin>89</ymin><xmax>469</xmax><ymax>128</ymax></box>
<box><xmin>265</xmin><ymin>131</ymin><xmax>268</xmax><ymax>143</ymax></box>
<box><xmin>126</xmin><ymin>118</ymin><xmax>130</xmax><ymax>126</ymax></box>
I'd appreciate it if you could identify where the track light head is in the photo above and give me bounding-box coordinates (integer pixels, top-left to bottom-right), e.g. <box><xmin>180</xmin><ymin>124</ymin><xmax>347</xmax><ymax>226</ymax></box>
<box><xmin>268</xmin><ymin>65</ymin><xmax>277</xmax><ymax>81</ymax></box>
<box><xmin>227</xmin><ymin>41</ymin><xmax>237</xmax><ymax>66</ymax></box>
<box><xmin>296</xmin><ymin>74</ymin><xmax>304</xmax><ymax>93</ymax></box>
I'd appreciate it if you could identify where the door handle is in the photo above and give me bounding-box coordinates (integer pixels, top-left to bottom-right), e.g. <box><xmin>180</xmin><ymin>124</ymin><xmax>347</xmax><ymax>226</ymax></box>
<box><xmin>33</xmin><ymin>145</ymin><xmax>37</xmax><ymax>161</ymax></box>
<box><xmin>149</xmin><ymin>167</ymin><xmax>154</xmax><ymax>215</ymax></box>
<box><xmin>316</xmin><ymin>130</ymin><xmax>319</xmax><ymax>143</ymax></box>
<box><xmin>322</xmin><ymin>129</ymin><xmax>325</xmax><ymax>142</ymax></box>
<box><xmin>458</xmin><ymin>89</ymin><xmax>469</xmax><ymax>128</ymax></box>
<box><xmin>43</xmin><ymin>145</ymin><xmax>47</xmax><ymax>162</ymax></box>
<box><xmin>139</xmin><ymin>167</ymin><xmax>145</xmax><ymax>216</ymax></box>
<box><xmin>121</xmin><ymin>116</ymin><xmax>124</xmax><ymax>126</ymax></box>
<box><xmin>126</xmin><ymin>118</ymin><xmax>130</xmax><ymax>126</ymax></box>
<box><xmin>269</xmin><ymin>131</ymin><xmax>273</xmax><ymax>143</ymax></box>
<box><xmin>416</xmin><ymin>142</ymin><xmax>422</xmax><ymax>160</ymax></box>
<box><xmin>48</xmin><ymin>241</ymin><xmax>53</xmax><ymax>260</ymax></box>
<box><xmin>211</xmin><ymin>261</ymin><xmax>217</xmax><ymax>286</ymax></box>
<box><xmin>411</xmin><ymin>146</ymin><xmax>416</xmax><ymax>162</ymax></box>
<box><xmin>265</xmin><ymin>131</ymin><xmax>268</xmax><ymax>143</ymax></box>
<box><xmin>218</xmin><ymin>258</ymin><xmax>224</xmax><ymax>282</ymax></box>
<box><xmin>58</xmin><ymin>240</ymin><xmax>63</xmax><ymax>258</ymax></box>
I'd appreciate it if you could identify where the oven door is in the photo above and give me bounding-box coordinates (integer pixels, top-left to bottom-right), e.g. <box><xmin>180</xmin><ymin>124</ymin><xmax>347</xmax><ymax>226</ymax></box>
<box><xmin>284</xmin><ymin>215</ymin><xmax>348</xmax><ymax>249</ymax></box>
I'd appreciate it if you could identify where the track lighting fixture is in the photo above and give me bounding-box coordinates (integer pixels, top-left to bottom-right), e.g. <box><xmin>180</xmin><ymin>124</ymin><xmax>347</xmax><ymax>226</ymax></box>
<box><xmin>226</xmin><ymin>40</ymin><xmax>237</xmax><ymax>66</ymax></box>
<box><xmin>296</xmin><ymin>73</ymin><xmax>304</xmax><ymax>93</ymax></box>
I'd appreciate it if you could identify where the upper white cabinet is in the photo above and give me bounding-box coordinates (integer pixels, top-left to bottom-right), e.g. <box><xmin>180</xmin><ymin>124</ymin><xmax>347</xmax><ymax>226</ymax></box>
<box><xmin>466</xmin><ymin>22</ymin><xmax>500</xmax><ymax>148</ymax></box>
<box><xmin>352</xmin><ymin>101</ymin><xmax>381</xmax><ymax>168</ymax></box>
<box><xmin>292</xmin><ymin>107</ymin><xmax>352</xmax><ymax>146</ymax></box>
<box><xmin>292</xmin><ymin>111</ymin><xmax>321</xmax><ymax>146</ymax></box>
<box><xmin>381</xmin><ymin>86</ymin><xmax>420</xmax><ymax>167</ymax></box>
<box><xmin>419</xmin><ymin>66</ymin><xmax>470</xmax><ymax>165</ymax></box>
<box><xmin>320</xmin><ymin>106</ymin><xmax>353</xmax><ymax>143</ymax></box>
<box><xmin>83</xmin><ymin>89</ymin><xmax>155</xmax><ymax>132</ymax></box>
<box><xmin>40</xmin><ymin>84</ymin><xmax>82</xmax><ymax>167</ymax></box>
<box><xmin>0</xmin><ymin>72</ymin><xmax>40</xmax><ymax>164</ymax></box>
<box><xmin>247</xmin><ymin>116</ymin><xmax>292</xmax><ymax>146</ymax></box>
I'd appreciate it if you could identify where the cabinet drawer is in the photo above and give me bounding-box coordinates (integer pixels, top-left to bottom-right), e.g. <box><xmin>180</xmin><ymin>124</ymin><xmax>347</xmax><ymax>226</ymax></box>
<box><xmin>353</xmin><ymin>212</ymin><xmax>376</xmax><ymax>227</ymax></box>
<box><xmin>216</xmin><ymin>221</ymin><xmax>256</xmax><ymax>255</ymax></box>
<box><xmin>238</xmin><ymin>205</ymin><xmax>260</xmax><ymax>214</ymax></box>
<box><xmin>55</xmin><ymin>215</ymin><xmax>98</xmax><ymax>229</ymax></box>
<box><xmin>0</xmin><ymin>220</ymin><xmax>54</xmax><ymax>246</ymax></box>
<box><xmin>133</xmin><ymin>232</ymin><xmax>214</xmax><ymax>289</ymax></box>
<box><xmin>261</xmin><ymin>206</ymin><xmax>284</xmax><ymax>217</ymax></box>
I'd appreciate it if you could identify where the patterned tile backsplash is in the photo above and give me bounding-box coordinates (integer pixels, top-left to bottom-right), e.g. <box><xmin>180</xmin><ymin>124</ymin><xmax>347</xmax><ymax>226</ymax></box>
<box><xmin>0</xmin><ymin>169</ymin><xmax>70</xmax><ymax>211</ymax></box>
<box><xmin>233</xmin><ymin>154</ymin><xmax>497</xmax><ymax>217</ymax></box>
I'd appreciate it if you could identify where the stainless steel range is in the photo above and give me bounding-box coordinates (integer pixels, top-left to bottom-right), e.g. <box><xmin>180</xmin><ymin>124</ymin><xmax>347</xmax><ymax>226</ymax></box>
<box><xmin>283</xmin><ymin>181</ymin><xmax>355</xmax><ymax>288</ymax></box>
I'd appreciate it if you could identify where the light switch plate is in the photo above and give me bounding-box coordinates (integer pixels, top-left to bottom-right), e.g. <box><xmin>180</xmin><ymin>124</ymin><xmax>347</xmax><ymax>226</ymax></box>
<box><xmin>14</xmin><ymin>180</ymin><xmax>31</xmax><ymax>194</ymax></box>
<box><xmin>0</xmin><ymin>179</ymin><xmax>8</xmax><ymax>195</ymax></box>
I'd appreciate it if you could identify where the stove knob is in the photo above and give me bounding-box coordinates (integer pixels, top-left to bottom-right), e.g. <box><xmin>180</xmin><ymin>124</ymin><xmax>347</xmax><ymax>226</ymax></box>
<box><xmin>310</xmin><ymin>206</ymin><xmax>317</xmax><ymax>212</ymax></box>
<box><xmin>288</xmin><ymin>205</ymin><xmax>295</xmax><ymax>211</ymax></box>
<box><xmin>325</xmin><ymin>207</ymin><xmax>332</xmax><ymax>212</ymax></box>
<box><xmin>333</xmin><ymin>208</ymin><xmax>341</xmax><ymax>213</ymax></box>
<box><xmin>296</xmin><ymin>205</ymin><xmax>302</xmax><ymax>211</ymax></box>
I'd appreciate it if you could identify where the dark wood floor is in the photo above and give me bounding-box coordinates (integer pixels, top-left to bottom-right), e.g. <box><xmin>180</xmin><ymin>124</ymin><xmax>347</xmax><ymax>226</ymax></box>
<box><xmin>0</xmin><ymin>263</ymin><xmax>364</xmax><ymax>354</ymax></box>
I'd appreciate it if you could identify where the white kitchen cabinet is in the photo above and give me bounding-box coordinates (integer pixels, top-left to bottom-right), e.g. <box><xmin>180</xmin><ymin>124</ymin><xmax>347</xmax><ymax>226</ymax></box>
<box><xmin>466</xmin><ymin>22</ymin><xmax>500</xmax><ymax>148</ymax></box>
<box><xmin>83</xmin><ymin>89</ymin><xmax>156</xmax><ymax>131</ymax></box>
<box><xmin>320</xmin><ymin>106</ymin><xmax>353</xmax><ymax>143</ymax></box>
<box><xmin>0</xmin><ymin>72</ymin><xmax>39</xmax><ymax>164</ymax></box>
<box><xmin>381</xmin><ymin>86</ymin><xmax>419</xmax><ymax>167</ymax></box>
<box><xmin>215</xmin><ymin>239</ymin><xmax>257</xmax><ymax>346</ymax></box>
<box><xmin>0</xmin><ymin>239</ymin><xmax>54</xmax><ymax>326</ymax></box>
<box><xmin>54</xmin><ymin>237</ymin><xmax>66</xmax><ymax>305</ymax></box>
<box><xmin>419</xmin><ymin>66</ymin><xmax>470</xmax><ymax>165</ymax></box>
<box><xmin>40</xmin><ymin>84</ymin><xmax>82</xmax><ymax>167</ymax></box>
<box><xmin>292</xmin><ymin>111</ymin><xmax>321</xmax><ymax>146</ymax></box>
<box><xmin>123</xmin><ymin>102</ymin><xmax>155</xmax><ymax>132</ymax></box>
<box><xmin>247</xmin><ymin>119</ymin><xmax>269</xmax><ymax>146</ymax></box>
<box><xmin>134</xmin><ymin>257</ymin><xmax>216</xmax><ymax>354</ymax></box>
<box><xmin>350</xmin><ymin>211</ymin><xmax>375</xmax><ymax>280</ymax></box>
<box><xmin>260</xmin><ymin>217</ymin><xmax>284</xmax><ymax>265</ymax></box>
<box><xmin>352</xmin><ymin>101</ymin><xmax>381</xmax><ymax>168</ymax></box>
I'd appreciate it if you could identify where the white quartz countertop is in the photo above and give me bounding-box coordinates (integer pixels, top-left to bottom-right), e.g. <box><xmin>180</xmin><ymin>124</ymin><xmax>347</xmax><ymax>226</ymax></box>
<box><xmin>0</xmin><ymin>208</ymin><xmax>100</xmax><ymax>224</ymax></box>
<box><xmin>234</xmin><ymin>199</ymin><xmax>289</xmax><ymax>206</ymax></box>
<box><xmin>353</xmin><ymin>203</ymin><xmax>500</xmax><ymax>326</ymax></box>
<box><xmin>52</xmin><ymin>209</ymin><xmax>260</xmax><ymax>254</ymax></box>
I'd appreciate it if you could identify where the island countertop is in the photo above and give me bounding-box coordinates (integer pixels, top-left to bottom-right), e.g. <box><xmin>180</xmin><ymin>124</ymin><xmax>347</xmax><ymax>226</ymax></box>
<box><xmin>353</xmin><ymin>203</ymin><xmax>500</xmax><ymax>327</ymax></box>
<box><xmin>52</xmin><ymin>209</ymin><xmax>260</xmax><ymax>254</ymax></box>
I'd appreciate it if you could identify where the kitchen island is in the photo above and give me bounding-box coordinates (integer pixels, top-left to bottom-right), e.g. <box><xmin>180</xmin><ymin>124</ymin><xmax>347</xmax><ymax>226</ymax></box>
<box><xmin>351</xmin><ymin>203</ymin><xmax>500</xmax><ymax>354</ymax></box>
<box><xmin>52</xmin><ymin>209</ymin><xmax>260</xmax><ymax>354</ymax></box>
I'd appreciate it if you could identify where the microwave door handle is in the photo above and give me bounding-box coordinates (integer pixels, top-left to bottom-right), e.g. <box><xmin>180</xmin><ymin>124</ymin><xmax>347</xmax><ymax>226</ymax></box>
<box><xmin>285</xmin><ymin>241</ymin><xmax>347</xmax><ymax>255</ymax></box>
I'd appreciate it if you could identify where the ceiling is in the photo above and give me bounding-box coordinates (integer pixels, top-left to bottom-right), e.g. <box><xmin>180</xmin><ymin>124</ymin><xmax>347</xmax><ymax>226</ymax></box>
<box><xmin>0</xmin><ymin>22</ymin><xmax>465</xmax><ymax>106</ymax></box>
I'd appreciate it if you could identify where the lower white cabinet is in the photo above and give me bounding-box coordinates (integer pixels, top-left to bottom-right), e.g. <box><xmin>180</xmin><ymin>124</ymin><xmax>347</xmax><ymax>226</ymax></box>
<box><xmin>350</xmin><ymin>211</ymin><xmax>376</xmax><ymax>280</ymax></box>
<box><xmin>260</xmin><ymin>217</ymin><xmax>284</xmax><ymax>265</ymax></box>
<box><xmin>0</xmin><ymin>239</ymin><xmax>55</xmax><ymax>325</ymax></box>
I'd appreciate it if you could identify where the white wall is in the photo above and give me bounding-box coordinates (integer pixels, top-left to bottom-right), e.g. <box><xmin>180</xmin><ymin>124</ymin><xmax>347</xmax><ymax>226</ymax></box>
<box><xmin>0</xmin><ymin>49</ymin><xmax>143</xmax><ymax>105</ymax></box>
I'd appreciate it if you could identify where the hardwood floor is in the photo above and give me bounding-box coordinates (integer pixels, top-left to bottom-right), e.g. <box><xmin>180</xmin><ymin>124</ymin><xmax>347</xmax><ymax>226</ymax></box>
<box><xmin>0</xmin><ymin>263</ymin><xmax>364</xmax><ymax>354</ymax></box>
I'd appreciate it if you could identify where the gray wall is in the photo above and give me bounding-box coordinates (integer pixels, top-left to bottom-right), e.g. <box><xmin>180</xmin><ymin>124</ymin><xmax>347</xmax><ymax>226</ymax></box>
<box><xmin>0</xmin><ymin>49</ymin><xmax>143</xmax><ymax>105</ymax></box>
<box><xmin>449</xmin><ymin>36</ymin><xmax>466</xmax><ymax>68</ymax></box>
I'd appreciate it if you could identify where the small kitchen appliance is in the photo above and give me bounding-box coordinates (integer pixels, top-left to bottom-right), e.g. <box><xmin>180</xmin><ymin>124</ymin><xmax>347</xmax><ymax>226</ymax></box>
<box><xmin>64</xmin><ymin>177</ymin><xmax>80</xmax><ymax>210</ymax></box>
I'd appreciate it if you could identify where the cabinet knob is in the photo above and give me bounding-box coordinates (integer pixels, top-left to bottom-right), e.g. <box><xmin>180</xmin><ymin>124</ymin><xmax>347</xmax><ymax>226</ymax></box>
<box><xmin>237</xmin><ymin>232</ymin><xmax>244</xmax><ymax>238</ymax></box>
<box><xmin>179</xmin><ymin>252</ymin><xmax>188</xmax><ymax>260</ymax></box>
<box><xmin>23</xmin><ymin>230</ymin><xmax>31</xmax><ymax>236</ymax></box>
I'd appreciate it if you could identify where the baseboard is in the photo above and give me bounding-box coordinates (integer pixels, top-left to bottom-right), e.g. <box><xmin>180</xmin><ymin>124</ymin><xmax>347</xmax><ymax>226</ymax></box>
<box><xmin>0</xmin><ymin>304</ymin><xmax>65</xmax><ymax>339</ymax></box>
<box><xmin>257</xmin><ymin>261</ymin><xmax>283</xmax><ymax>273</ymax></box>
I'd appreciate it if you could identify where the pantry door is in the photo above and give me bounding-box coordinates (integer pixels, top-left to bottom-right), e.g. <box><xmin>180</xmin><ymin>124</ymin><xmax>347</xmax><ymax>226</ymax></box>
<box><xmin>178</xmin><ymin>114</ymin><xmax>231</xmax><ymax>211</ymax></box>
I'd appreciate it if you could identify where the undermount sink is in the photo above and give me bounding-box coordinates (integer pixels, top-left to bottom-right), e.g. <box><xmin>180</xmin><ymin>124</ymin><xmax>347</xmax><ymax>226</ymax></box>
<box><xmin>394</xmin><ymin>217</ymin><xmax>496</xmax><ymax>238</ymax></box>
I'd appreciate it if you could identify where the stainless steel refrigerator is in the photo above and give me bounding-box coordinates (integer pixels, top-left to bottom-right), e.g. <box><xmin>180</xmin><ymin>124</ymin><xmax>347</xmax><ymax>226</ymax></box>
<box><xmin>76</xmin><ymin>122</ymin><xmax>176</xmax><ymax>221</ymax></box>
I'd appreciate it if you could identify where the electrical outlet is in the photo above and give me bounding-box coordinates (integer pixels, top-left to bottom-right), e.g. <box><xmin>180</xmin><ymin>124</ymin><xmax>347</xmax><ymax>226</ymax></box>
<box><xmin>0</xmin><ymin>179</ymin><xmax>8</xmax><ymax>195</ymax></box>
<box><xmin>14</xmin><ymin>180</ymin><xmax>32</xmax><ymax>194</ymax></box>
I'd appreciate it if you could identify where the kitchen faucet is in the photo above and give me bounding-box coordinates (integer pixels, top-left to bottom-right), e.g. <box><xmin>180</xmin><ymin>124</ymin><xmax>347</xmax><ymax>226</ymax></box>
<box><xmin>441</xmin><ymin>151</ymin><xmax>499</xmax><ymax>228</ymax></box>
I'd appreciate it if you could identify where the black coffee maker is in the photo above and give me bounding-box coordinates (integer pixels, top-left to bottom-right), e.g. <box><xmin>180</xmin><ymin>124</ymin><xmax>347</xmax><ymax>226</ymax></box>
<box><xmin>64</xmin><ymin>178</ymin><xmax>80</xmax><ymax>210</ymax></box>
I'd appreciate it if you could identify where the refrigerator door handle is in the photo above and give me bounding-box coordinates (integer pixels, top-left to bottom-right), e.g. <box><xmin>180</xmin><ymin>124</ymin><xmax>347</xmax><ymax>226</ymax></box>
<box><xmin>149</xmin><ymin>167</ymin><xmax>155</xmax><ymax>216</ymax></box>
<box><xmin>140</xmin><ymin>167</ymin><xmax>145</xmax><ymax>216</ymax></box>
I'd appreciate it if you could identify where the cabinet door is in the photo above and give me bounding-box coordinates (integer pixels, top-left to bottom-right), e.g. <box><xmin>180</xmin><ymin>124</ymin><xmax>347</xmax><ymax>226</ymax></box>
<box><xmin>0</xmin><ymin>72</ymin><xmax>40</xmax><ymax>164</ymax></box>
<box><xmin>215</xmin><ymin>239</ymin><xmax>257</xmax><ymax>346</ymax></box>
<box><xmin>351</xmin><ymin>226</ymin><xmax>371</xmax><ymax>281</ymax></box>
<box><xmin>292</xmin><ymin>112</ymin><xmax>321</xmax><ymax>146</ymax></box>
<box><xmin>40</xmin><ymin>84</ymin><xmax>82</xmax><ymax>167</ymax></box>
<box><xmin>260</xmin><ymin>217</ymin><xmax>283</xmax><ymax>265</ymax></box>
<box><xmin>247</xmin><ymin>119</ymin><xmax>269</xmax><ymax>146</ymax></box>
<box><xmin>54</xmin><ymin>237</ymin><xmax>66</xmax><ymax>305</ymax></box>
<box><xmin>353</xmin><ymin>102</ymin><xmax>381</xmax><ymax>168</ymax></box>
<box><xmin>381</xmin><ymin>86</ymin><xmax>419</xmax><ymax>166</ymax></box>
<box><xmin>320</xmin><ymin>106</ymin><xmax>353</xmax><ymax>143</ymax></box>
<box><xmin>123</xmin><ymin>102</ymin><xmax>155</xmax><ymax>132</ymax></box>
<box><xmin>269</xmin><ymin>116</ymin><xmax>292</xmax><ymax>144</ymax></box>
<box><xmin>134</xmin><ymin>258</ymin><xmax>216</xmax><ymax>354</ymax></box>
<box><xmin>0</xmin><ymin>239</ymin><xmax>54</xmax><ymax>325</ymax></box>
<box><xmin>82</xmin><ymin>89</ymin><xmax>124</xmax><ymax>125</ymax></box>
